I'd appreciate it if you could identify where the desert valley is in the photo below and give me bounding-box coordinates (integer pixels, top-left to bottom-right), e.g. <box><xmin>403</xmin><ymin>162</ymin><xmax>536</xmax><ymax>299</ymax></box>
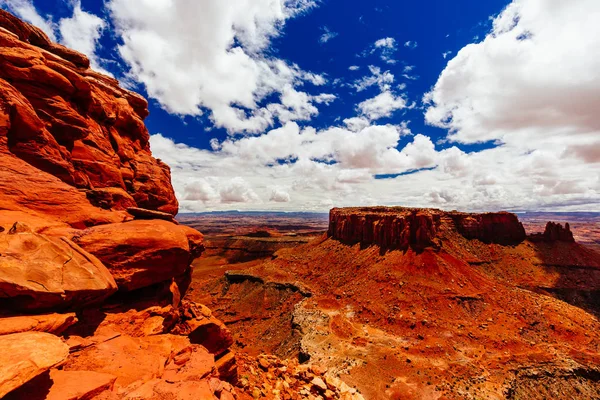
<box><xmin>1</xmin><ymin>3</ymin><xmax>600</xmax><ymax>400</ymax></box>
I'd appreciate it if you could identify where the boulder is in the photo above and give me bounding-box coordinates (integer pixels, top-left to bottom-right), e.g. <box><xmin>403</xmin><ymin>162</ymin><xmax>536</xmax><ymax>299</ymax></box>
<box><xmin>5</xmin><ymin>370</ymin><xmax>117</xmax><ymax>400</ymax></box>
<box><xmin>0</xmin><ymin>222</ymin><xmax>118</xmax><ymax>311</ymax></box>
<box><xmin>73</xmin><ymin>220</ymin><xmax>193</xmax><ymax>291</ymax></box>
<box><xmin>0</xmin><ymin>313</ymin><xmax>77</xmax><ymax>336</ymax></box>
<box><xmin>0</xmin><ymin>332</ymin><xmax>69</xmax><ymax>398</ymax></box>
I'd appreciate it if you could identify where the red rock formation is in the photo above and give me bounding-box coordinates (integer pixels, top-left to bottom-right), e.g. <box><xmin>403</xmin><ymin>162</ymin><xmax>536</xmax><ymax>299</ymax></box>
<box><xmin>0</xmin><ymin>12</ymin><xmax>241</xmax><ymax>399</ymax></box>
<box><xmin>529</xmin><ymin>221</ymin><xmax>575</xmax><ymax>243</ymax></box>
<box><xmin>328</xmin><ymin>207</ymin><xmax>441</xmax><ymax>251</ymax></box>
<box><xmin>0</xmin><ymin>9</ymin><xmax>178</xmax><ymax>219</ymax></box>
<box><xmin>449</xmin><ymin>211</ymin><xmax>526</xmax><ymax>244</ymax></box>
<box><xmin>328</xmin><ymin>207</ymin><xmax>526</xmax><ymax>251</ymax></box>
<box><xmin>0</xmin><ymin>221</ymin><xmax>118</xmax><ymax>311</ymax></box>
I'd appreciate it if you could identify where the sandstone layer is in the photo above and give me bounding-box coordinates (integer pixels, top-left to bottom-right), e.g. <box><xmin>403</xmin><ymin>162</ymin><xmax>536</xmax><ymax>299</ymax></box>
<box><xmin>0</xmin><ymin>8</ymin><xmax>177</xmax><ymax>229</ymax></box>
<box><xmin>0</xmin><ymin>10</ymin><xmax>240</xmax><ymax>400</ymax></box>
<box><xmin>327</xmin><ymin>207</ymin><xmax>527</xmax><ymax>251</ymax></box>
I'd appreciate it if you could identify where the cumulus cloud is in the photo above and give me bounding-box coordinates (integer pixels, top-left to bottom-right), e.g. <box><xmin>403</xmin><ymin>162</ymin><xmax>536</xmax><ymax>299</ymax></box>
<box><xmin>270</xmin><ymin>187</ymin><xmax>291</xmax><ymax>202</ymax></box>
<box><xmin>58</xmin><ymin>0</ymin><xmax>111</xmax><ymax>75</ymax></box>
<box><xmin>425</xmin><ymin>0</ymin><xmax>600</xmax><ymax>146</ymax></box>
<box><xmin>107</xmin><ymin>0</ymin><xmax>330</xmax><ymax>134</ymax></box>
<box><xmin>404</xmin><ymin>40</ymin><xmax>417</xmax><ymax>49</ymax></box>
<box><xmin>420</xmin><ymin>0</ymin><xmax>600</xmax><ymax>211</ymax></box>
<box><xmin>372</xmin><ymin>37</ymin><xmax>397</xmax><ymax>64</ymax></box>
<box><xmin>357</xmin><ymin>91</ymin><xmax>406</xmax><ymax>120</ymax></box>
<box><xmin>352</xmin><ymin>66</ymin><xmax>395</xmax><ymax>92</ymax></box>
<box><xmin>0</xmin><ymin>0</ymin><xmax>55</xmax><ymax>40</ymax></box>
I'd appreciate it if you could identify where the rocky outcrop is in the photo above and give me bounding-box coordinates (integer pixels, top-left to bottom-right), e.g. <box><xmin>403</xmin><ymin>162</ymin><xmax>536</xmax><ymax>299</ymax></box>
<box><xmin>0</xmin><ymin>11</ymin><xmax>237</xmax><ymax>400</ymax></box>
<box><xmin>0</xmin><ymin>332</ymin><xmax>69</xmax><ymax>398</ymax></box>
<box><xmin>0</xmin><ymin>221</ymin><xmax>118</xmax><ymax>311</ymax></box>
<box><xmin>0</xmin><ymin>313</ymin><xmax>77</xmax><ymax>336</ymax></box>
<box><xmin>328</xmin><ymin>207</ymin><xmax>441</xmax><ymax>251</ymax></box>
<box><xmin>72</xmin><ymin>220</ymin><xmax>195</xmax><ymax>291</ymax></box>
<box><xmin>530</xmin><ymin>221</ymin><xmax>575</xmax><ymax>243</ymax></box>
<box><xmin>450</xmin><ymin>211</ymin><xmax>526</xmax><ymax>244</ymax></box>
<box><xmin>0</xmin><ymin>9</ymin><xmax>178</xmax><ymax>221</ymax></box>
<box><xmin>328</xmin><ymin>207</ymin><xmax>527</xmax><ymax>250</ymax></box>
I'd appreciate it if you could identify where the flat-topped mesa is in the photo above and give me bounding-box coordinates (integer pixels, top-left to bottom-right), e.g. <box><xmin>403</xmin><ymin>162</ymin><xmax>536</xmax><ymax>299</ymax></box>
<box><xmin>449</xmin><ymin>211</ymin><xmax>527</xmax><ymax>245</ymax></box>
<box><xmin>328</xmin><ymin>207</ymin><xmax>441</xmax><ymax>251</ymax></box>
<box><xmin>328</xmin><ymin>207</ymin><xmax>527</xmax><ymax>250</ymax></box>
<box><xmin>530</xmin><ymin>221</ymin><xmax>575</xmax><ymax>243</ymax></box>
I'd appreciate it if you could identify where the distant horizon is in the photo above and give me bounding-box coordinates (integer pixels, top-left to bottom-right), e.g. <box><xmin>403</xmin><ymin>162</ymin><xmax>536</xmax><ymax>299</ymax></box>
<box><xmin>178</xmin><ymin>209</ymin><xmax>600</xmax><ymax>215</ymax></box>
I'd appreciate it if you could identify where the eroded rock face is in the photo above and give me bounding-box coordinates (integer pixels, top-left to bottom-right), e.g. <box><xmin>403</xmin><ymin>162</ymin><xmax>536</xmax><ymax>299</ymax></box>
<box><xmin>530</xmin><ymin>221</ymin><xmax>575</xmax><ymax>243</ymax></box>
<box><xmin>0</xmin><ymin>332</ymin><xmax>69</xmax><ymax>398</ymax></box>
<box><xmin>450</xmin><ymin>211</ymin><xmax>526</xmax><ymax>244</ymax></box>
<box><xmin>0</xmin><ymin>9</ymin><xmax>178</xmax><ymax>219</ymax></box>
<box><xmin>328</xmin><ymin>207</ymin><xmax>441</xmax><ymax>251</ymax></box>
<box><xmin>0</xmin><ymin>222</ymin><xmax>118</xmax><ymax>311</ymax></box>
<box><xmin>72</xmin><ymin>220</ymin><xmax>198</xmax><ymax>291</ymax></box>
<box><xmin>328</xmin><ymin>207</ymin><xmax>527</xmax><ymax>250</ymax></box>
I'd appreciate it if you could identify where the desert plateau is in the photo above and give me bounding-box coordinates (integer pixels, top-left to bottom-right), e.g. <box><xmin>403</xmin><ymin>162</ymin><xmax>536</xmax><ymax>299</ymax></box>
<box><xmin>1</xmin><ymin>1</ymin><xmax>600</xmax><ymax>400</ymax></box>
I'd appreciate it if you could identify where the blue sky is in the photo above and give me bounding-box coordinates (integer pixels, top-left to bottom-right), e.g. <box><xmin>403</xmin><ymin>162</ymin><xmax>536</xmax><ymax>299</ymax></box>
<box><xmin>2</xmin><ymin>0</ymin><xmax>599</xmax><ymax>212</ymax></box>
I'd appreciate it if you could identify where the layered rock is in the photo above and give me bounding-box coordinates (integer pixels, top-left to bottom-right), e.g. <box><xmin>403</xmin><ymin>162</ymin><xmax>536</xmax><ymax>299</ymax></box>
<box><xmin>0</xmin><ymin>8</ymin><xmax>177</xmax><ymax>222</ymax></box>
<box><xmin>449</xmin><ymin>211</ymin><xmax>526</xmax><ymax>244</ymax></box>
<box><xmin>530</xmin><ymin>221</ymin><xmax>575</xmax><ymax>242</ymax></box>
<box><xmin>72</xmin><ymin>220</ymin><xmax>196</xmax><ymax>291</ymax></box>
<box><xmin>0</xmin><ymin>11</ymin><xmax>238</xmax><ymax>400</ymax></box>
<box><xmin>0</xmin><ymin>221</ymin><xmax>117</xmax><ymax>311</ymax></box>
<box><xmin>0</xmin><ymin>332</ymin><xmax>69</xmax><ymax>398</ymax></box>
<box><xmin>328</xmin><ymin>207</ymin><xmax>527</xmax><ymax>250</ymax></box>
<box><xmin>328</xmin><ymin>207</ymin><xmax>441</xmax><ymax>251</ymax></box>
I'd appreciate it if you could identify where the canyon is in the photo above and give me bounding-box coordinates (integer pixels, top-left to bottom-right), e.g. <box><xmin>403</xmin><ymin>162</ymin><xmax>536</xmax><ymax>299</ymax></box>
<box><xmin>1</xmin><ymin>9</ymin><xmax>600</xmax><ymax>400</ymax></box>
<box><xmin>187</xmin><ymin>208</ymin><xmax>600</xmax><ymax>399</ymax></box>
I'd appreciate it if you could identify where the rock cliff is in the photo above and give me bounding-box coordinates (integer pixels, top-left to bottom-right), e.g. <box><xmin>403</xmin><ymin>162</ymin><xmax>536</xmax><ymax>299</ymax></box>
<box><xmin>0</xmin><ymin>10</ymin><xmax>237</xmax><ymax>400</ymax></box>
<box><xmin>327</xmin><ymin>207</ymin><xmax>527</xmax><ymax>251</ymax></box>
<box><xmin>529</xmin><ymin>221</ymin><xmax>575</xmax><ymax>242</ymax></box>
<box><xmin>0</xmin><ymin>9</ymin><xmax>178</xmax><ymax>227</ymax></box>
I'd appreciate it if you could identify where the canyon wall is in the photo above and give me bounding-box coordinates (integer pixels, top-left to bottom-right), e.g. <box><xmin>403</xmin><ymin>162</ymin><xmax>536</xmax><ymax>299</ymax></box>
<box><xmin>0</xmin><ymin>11</ymin><xmax>238</xmax><ymax>399</ymax></box>
<box><xmin>328</xmin><ymin>207</ymin><xmax>527</xmax><ymax>251</ymax></box>
<box><xmin>0</xmin><ymin>9</ymin><xmax>177</xmax><ymax>228</ymax></box>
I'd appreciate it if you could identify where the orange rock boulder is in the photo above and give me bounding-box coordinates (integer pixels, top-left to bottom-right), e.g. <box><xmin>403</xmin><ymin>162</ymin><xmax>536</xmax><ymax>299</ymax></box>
<box><xmin>0</xmin><ymin>221</ymin><xmax>117</xmax><ymax>312</ymax></box>
<box><xmin>73</xmin><ymin>220</ymin><xmax>203</xmax><ymax>291</ymax></box>
<box><xmin>0</xmin><ymin>332</ymin><xmax>69</xmax><ymax>398</ymax></box>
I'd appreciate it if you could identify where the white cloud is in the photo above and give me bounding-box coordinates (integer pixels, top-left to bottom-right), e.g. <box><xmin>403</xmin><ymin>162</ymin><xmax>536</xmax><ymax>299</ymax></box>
<box><xmin>374</xmin><ymin>37</ymin><xmax>396</xmax><ymax>49</ymax></box>
<box><xmin>372</xmin><ymin>37</ymin><xmax>397</xmax><ymax>64</ymax></box>
<box><xmin>352</xmin><ymin>66</ymin><xmax>394</xmax><ymax>92</ymax></box>
<box><xmin>270</xmin><ymin>187</ymin><xmax>291</xmax><ymax>202</ymax></box>
<box><xmin>58</xmin><ymin>0</ymin><xmax>111</xmax><ymax>75</ymax></box>
<box><xmin>425</xmin><ymin>0</ymin><xmax>600</xmax><ymax>146</ymax></box>
<box><xmin>442</xmin><ymin>51</ymin><xmax>452</xmax><ymax>59</ymax></box>
<box><xmin>357</xmin><ymin>91</ymin><xmax>406</xmax><ymax>120</ymax></box>
<box><xmin>404</xmin><ymin>40</ymin><xmax>417</xmax><ymax>49</ymax></box>
<box><xmin>348</xmin><ymin>65</ymin><xmax>360</xmax><ymax>71</ymax></box>
<box><xmin>421</xmin><ymin>0</ymin><xmax>600</xmax><ymax>211</ymax></box>
<box><xmin>220</xmin><ymin>177</ymin><xmax>260</xmax><ymax>204</ymax></box>
<box><xmin>319</xmin><ymin>26</ymin><xmax>338</xmax><ymax>44</ymax></box>
<box><xmin>0</xmin><ymin>0</ymin><xmax>55</xmax><ymax>40</ymax></box>
<box><xmin>107</xmin><ymin>0</ymin><xmax>329</xmax><ymax>134</ymax></box>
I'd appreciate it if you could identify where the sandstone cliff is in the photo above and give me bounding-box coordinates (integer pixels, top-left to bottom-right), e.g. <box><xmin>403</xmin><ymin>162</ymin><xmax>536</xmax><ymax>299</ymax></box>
<box><xmin>327</xmin><ymin>207</ymin><xmax>526</xmax><ymax>251</ymax></box>
<box><xmin>0</xmin><ymin>10</ymin><xmax>237</xmax><ymax>400</ymax></box>
<box><xmin>0</xmin><ymin>9</ymin><xmax>177</xmax><ymax>229</ymax></box>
